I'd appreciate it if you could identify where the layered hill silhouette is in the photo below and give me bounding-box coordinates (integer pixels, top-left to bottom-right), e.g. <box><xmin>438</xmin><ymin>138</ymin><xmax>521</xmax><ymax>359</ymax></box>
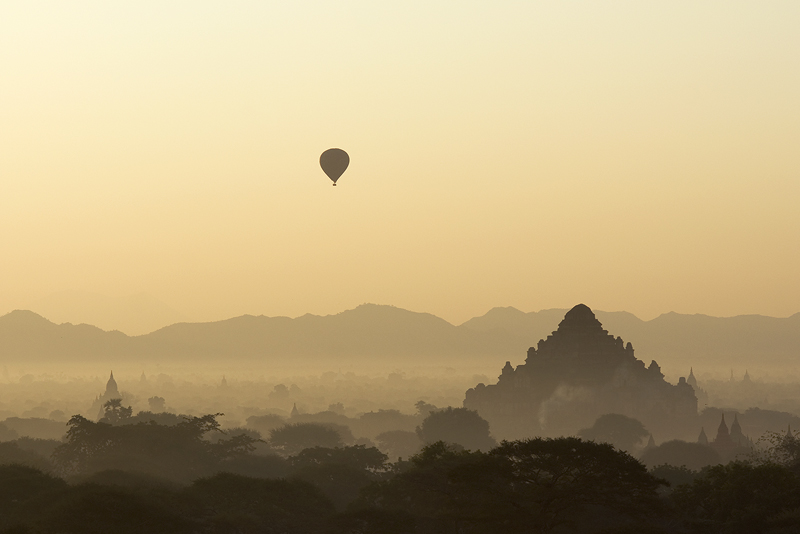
<box><xmin>1</xmin><ymin>304</ymin><xmax>798</xmax><ymax>371</ymax></box>
<box><xmin>29</xmin><ymin>290</ymin><xmax>189</xmax><ymax>336</ymax></box>
<box><xmin>464</xmin><ymin>307</ymin><xmax>800</xmax><ymax>371</ymax></box>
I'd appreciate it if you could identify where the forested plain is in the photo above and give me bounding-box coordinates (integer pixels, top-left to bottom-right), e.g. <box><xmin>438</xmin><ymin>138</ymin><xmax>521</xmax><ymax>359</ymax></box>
<box><xmin>1</xmin><ymin>401</ymin><xmax>800</xmax><ymax>534</ymax></box>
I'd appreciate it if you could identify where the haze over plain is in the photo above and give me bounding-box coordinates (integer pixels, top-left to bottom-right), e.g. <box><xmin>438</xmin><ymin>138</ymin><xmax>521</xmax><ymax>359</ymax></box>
<box><xmin>1</xmin><ymin>2</ymin><xmax>798</xmax><ymax>330</ymax></box>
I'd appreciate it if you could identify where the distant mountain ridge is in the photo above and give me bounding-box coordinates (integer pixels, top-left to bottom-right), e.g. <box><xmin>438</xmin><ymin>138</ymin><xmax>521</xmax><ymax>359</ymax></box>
<box><xmin>464</xmin><ymin>306</ymin><xmax>800</xmax><ymax>372</ymax></box>
<box><xmin>0</xmin><ymin>304</ymin><xmax>798</xmax><ymax>372</ymax></box>
<box><xmin>1</xmin><ymin>291</ymin><xmax>190</xmax><ymax>336</ymax></box>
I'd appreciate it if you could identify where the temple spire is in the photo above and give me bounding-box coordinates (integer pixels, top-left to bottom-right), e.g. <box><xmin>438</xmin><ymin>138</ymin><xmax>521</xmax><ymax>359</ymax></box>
<box><xmin>716</xmin><ymin>414</ymin><xmax>729</xmax><ymax>440</ymax></box>
<box><xmin>105</xmin><ymin>371</ymin><xmax>119</xmax><ymax>397</ymax></box>
<box><xmin>730</xmin><ymin>414</ymin><xmax>746</xmax><ymax>446</ymax></box>
<box><xmin>687</xmin><ymin>367</ymin><xmax>697</xmax><ymax>388</ymax></box>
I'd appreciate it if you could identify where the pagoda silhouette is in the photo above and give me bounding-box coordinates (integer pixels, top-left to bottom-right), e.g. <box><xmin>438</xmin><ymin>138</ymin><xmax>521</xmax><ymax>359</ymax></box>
<box><xmin>89</xmin><ymin>371</ymin><xmax>124</xmax><ymax>420</ymax></box>
<box><xmin>464</xmin><ymin>304</ymin><xmax>698</xmax><ymax>440</ymax></box>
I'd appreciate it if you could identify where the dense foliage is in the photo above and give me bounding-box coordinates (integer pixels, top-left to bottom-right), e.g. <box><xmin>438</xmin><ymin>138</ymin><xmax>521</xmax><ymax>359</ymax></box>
<box><xmin>578</xmin><ymin>413</ymin><xmax>650</xmax><ymax>452</ymax></box>
<box><xmin>415</xmin><ymin>407</ymin><xmax>496</xmax><ymax>451</ymax></box>
<box><xmin>1</xmin><ymin>414</ymin><xmax>800</xmax><ymax>533</ymax></box>
<box><xmin>52</xmin><ymin>413</ymin><xmax>257</xmax><ymax>482</ymax></box>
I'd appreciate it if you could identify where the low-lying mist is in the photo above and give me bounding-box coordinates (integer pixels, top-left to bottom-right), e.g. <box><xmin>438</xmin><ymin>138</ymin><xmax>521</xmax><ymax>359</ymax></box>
<box><xmin>0</xmin><ymin>364</ymin><xmax>492</xmax><ymax>430</ymax></box>
<box><xmin>3</xmin><ymin>362</ymin><xmax>800</xmax><ymax>442</ymax></box>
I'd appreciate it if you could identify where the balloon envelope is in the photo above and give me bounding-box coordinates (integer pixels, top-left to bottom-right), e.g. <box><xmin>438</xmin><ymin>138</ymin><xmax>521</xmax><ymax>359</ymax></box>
<box><xmin>320</xmin><ymin>148</ymin><xmax>349</xmax><ymax>185</ymax></box>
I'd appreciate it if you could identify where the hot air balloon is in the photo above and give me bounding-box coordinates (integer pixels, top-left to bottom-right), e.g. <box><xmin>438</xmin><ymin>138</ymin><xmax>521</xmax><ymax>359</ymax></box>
<box><xmin>320</xmin><ymin>148</ymin><xmax>349</xmax><ymax>186</ymax></box>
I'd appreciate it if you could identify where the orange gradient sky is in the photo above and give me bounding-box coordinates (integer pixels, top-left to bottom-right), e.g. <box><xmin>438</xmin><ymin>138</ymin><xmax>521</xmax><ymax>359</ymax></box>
<box><xmin>1</xmin><ymin>2</ymin><xmax>799</xmax><ymax>331</ymax></box>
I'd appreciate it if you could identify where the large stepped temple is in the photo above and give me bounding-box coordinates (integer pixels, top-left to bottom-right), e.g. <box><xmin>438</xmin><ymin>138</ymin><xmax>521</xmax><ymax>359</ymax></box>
<box><xmin>464</xmin><ymin>304</ymin><xmax>698</xmax><ymax>440</ymax></box>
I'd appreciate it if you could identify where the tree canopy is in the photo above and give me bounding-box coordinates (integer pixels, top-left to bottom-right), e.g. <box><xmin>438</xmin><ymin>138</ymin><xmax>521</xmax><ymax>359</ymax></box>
<box><xmin>640</xmin><ymin>439</ymin><xmax>721</xmax><ymax>471</ymax></box>
<box><xmin>671</xmin><ymin>461</ymin><xmax>800</xmax><ymax>534</ymax></box>
<box><xmin>416</xmin><ymin>407</ymin><xmax>496</xmax><ymax>451</ymax></box>
<box><xmin>1</xmin><ymin>429</ymin><xmax>799</xmax><ymax>533</ymax></box>
<box><xmin>578</xmin><ymin>413</ymin><xmax>649</xmax><ymax>452</ymax></box>
<box><xmin>360</xmin><ymin>437</ymin><xmax>667</xmax><ymax>533</ymax></box>
<box><xmin>52</xmin><ymin>413</ymin><xmax>257</xmax><ymax>482</ymax></box>
<box><xmin>269</xmin><ymin>423</ymin><xmax>343</xmax><ymax>455</ymax></box>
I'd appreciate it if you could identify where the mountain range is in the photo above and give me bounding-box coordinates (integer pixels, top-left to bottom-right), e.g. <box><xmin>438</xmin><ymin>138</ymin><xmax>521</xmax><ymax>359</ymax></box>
<box><xmin>0</xmin><ymin>291</ymin><xmax>189</xmax><ymax>336</ymax></box>
<box><xmin>1</xmin><ymin>304</ymin><xmax>798</xmax><ymax>374</ymax></box>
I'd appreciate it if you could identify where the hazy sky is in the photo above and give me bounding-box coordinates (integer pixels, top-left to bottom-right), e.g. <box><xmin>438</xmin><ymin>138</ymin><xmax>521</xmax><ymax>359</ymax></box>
<box><xmin>2</xmin><ymin>1</ymin><xmax>798</xmax><ymax>330</ymax></box>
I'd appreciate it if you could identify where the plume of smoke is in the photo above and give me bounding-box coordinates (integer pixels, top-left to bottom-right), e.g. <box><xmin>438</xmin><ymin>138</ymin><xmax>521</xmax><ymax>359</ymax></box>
<box><xmin>537</xmin><ymin>383</ymin><xmax>593</xmax><ymax>431</ymax></box>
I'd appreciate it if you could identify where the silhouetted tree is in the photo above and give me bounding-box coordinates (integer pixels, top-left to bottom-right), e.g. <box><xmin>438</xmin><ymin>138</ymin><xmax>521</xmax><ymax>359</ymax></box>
<box><xmin>649</xmin><ymin>464</ymin><xmax>699</xmax><ymax>493</ymax></box>
<box><xmin>376</xmin><ymin>430</ymin><xmax>422</xmax><ymax>460</ymax></box>
<box><xmin>101</xmin><ymin>399</ymin><xmax>132</xmax><ymax>424</ymax></box>
<box><xmin>753</xmin><ymin>428</ymin><xmax>800</xmax><ymax>474</ymax></box>
<box><xmin>147</xmin><ymin>396</ymin><xmax>166</xmax><ymax>412</ymax></box>
<box><xmin>246</xmin><ymin>413</ymin><xmax>287</xmax><ymax>436</ymax></box>
<box><xmin>639</xmin><ymin>440</ymin><xmax>720</xmax><ymax>471</ymax></box>
<box><xmin>52</xmin><ymin>413</ymin><xmax>257</xmax><ymax>482</ymax></box>
<box><xmin>290</xmin><ymin>445</ymin><xmax>388</xmax><ymax>472</ymax></box>
<box><xmin>288</xmin><ymin>411</ymin><xmax>357</xmax><ymax>446</ymax></box>
<box><xmin>416</xmin><ymin>407</ymin><xmax>496</xmax><ymax>451</ymax></box>
<box><xmin>11</xmin><ymin>438</ymin><xmax>60</xmax><ymax>460</ymax></box>
<box><xmin>489</xmin><ymin>438</ymin><xmax>667</xmax><ymax>533</ymax></box>
<box><xmin>359</xmin><ymin>441</ymin><xmax>499</xmax><ymax>532</ymax></box>
<box><xmin>363</xmin><ymin>438</ymin><xmax>666</xmax><ymax>533</ymax></box>
<box><xmin>578</xmin><ymin>413</ymin><xmax>649</xmax><ymax>452</ymax></box>
<box><xmin>0</xmin><ymin>443</ymin><xmax>52</xmax><ymax>472</ymax></box>
<box><xmin>671</xmin><ymin>461</ymin><xmax>800</xmax><ymax>533</ymax></box>
<box><xmin>269</xmin><ymin>383</ymin><xmax>290</xmax><ymax>400</ymax></box>
<box><xmin>414</xmin><ymin>401</ymin><xmax>438</xmax><ymax>417</ymax></box>
<box><xmin>269</xmin><ymin>423</ymin><xmax>342</xmax><ymax>456</ymax></box>
<box><xmin>126</xmin><ymin>411</ymin><xmax>183</xmax><ymax>426</ymax></box>
<box><xmin>0</xmin><ymin>465</ymin><xmax>66</xmax><ymax>529</ymax></box>
<box><xmin>35</xmin><ymin>484</ymin><xmax>193</xmax><ymax>534</ymax></box>
<box><xmin>188</xmin><ymin>473</ymin><xmax>335</xmax><ymax>533</ymax></box>
<box><xmin>207</xmin><ymin>426</ymin><xmax>273</xmax><ymax>455</ymax></box>
<box><xmin>1</xmin><ymin>417</ymin><xmax>65</xmax><ymax>440</ymax></box>
<box><xmin>287</xmin><ymin>445</ymin><xmax>389</xmax><ymax>510</ymax></box>
<box><xmin>292</xmin><ymin>411</ymin><xmax>353</xmax><ymax>427</ymax></box>
<box><xmin>216</xmin><ymin>453</ymin><xmax>289</xmax><ymax>479</ymax></box>
<box><xmin>358</xmin><ymin>409</ymin><xmax>419</xmax><ymax>438</ymax></box>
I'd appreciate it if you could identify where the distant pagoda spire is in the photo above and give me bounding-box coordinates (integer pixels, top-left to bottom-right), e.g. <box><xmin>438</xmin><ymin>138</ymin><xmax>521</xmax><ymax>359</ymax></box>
<box><xmin>708</xmin><ymin>413</ymin><xmax>739</xmax><ymax>462</ymax></box>
<box><xmin>96</xmin><ymin>371</ymin><xmax>121</xmax><ymax>420</ymax></box>
<box><xmin>731</xmin><ymin>413</ymin><xmax>741</xmax><ymax>432</ymax></box>
<box><xmin>730</xmin><ymin>414</ymin><xmax>747</xmax><ymax>446</ymax></box>
<box><xmin>105</xmin><ymin>371</ymin><xmax>120</xmax><ymax>398</ymax></box>
<box><xmin>714</xmin><ymin>414</ymin><xmax>732</xmax><ymax>445</ymax></box>
<box><xmin>698</xmin><ymin>427</ymin><xmax>709</xmax><ymax>445</ymax></box>
<box><xmin>687</xmin><ymin>367</ymin><xmax>697</xmax><ymax>388</ymax></box>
